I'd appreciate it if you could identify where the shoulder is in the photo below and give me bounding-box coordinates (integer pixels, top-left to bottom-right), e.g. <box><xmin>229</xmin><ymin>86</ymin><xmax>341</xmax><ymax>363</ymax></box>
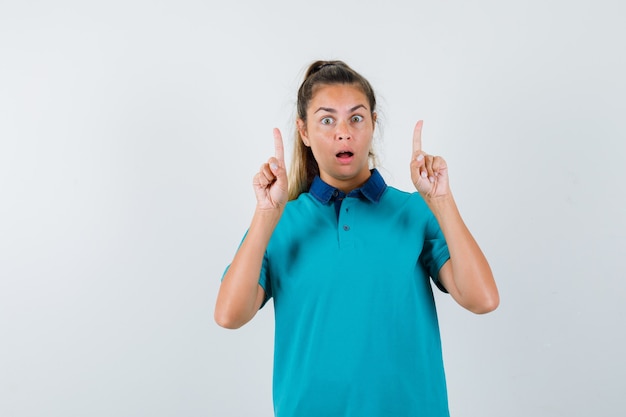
<box><xmin>279</xmin><ymin>193</ymin><xmax>325</xmax><ymax>225</ymax></box>
<box><xmin>376</xmin><ymin>186</ymin><xmax>437</xmax><ymax>231</ymax></box>
<box><xmin>284</xmin><ymin>192</ymin><xmax>318</xmax><ymax>212</ymax></box>
<box><xmin>269</xmin><ymin>193</ymin><xmax>333</xmax><ymax>248</ymax></box>
<box><xmin>381</xmin><ymin>186</ymin><xmax>429</xmax><ymax>210</ymax></box>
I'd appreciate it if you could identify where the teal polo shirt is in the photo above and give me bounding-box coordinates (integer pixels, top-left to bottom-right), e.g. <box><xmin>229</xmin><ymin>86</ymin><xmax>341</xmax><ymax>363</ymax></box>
<box><xmin>257</xmin><ymin>169</ymin><xmax>451</xmax><ymax>417</ymax></box>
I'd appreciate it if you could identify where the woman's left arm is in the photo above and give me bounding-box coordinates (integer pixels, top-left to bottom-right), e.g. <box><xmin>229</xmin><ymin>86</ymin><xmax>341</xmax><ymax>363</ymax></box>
<box><xmin>410</xmin><ymin>120</ymin><xmax>499</xmax><ymax>314</ymax></box>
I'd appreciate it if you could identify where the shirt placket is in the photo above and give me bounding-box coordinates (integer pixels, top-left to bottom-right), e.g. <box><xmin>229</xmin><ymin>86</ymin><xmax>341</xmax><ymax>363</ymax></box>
<box><xmin>337</xmin><ymin>196</ymin><xmax>356</xmax><ymax>249</ymax></box>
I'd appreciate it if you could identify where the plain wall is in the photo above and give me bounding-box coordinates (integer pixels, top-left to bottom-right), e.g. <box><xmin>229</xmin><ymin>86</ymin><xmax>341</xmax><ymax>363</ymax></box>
<box><xmin>1</xmin><ymin>1</ymin><xmax>624</xmax><ymax>416</ymax></box>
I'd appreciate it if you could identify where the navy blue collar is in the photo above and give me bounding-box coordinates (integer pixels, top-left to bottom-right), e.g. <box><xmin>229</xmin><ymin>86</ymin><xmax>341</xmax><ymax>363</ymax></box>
<box><xmin>309</xmin><ymin>168</ymin><xmax>387</xmax><ymax>205</ymax></box>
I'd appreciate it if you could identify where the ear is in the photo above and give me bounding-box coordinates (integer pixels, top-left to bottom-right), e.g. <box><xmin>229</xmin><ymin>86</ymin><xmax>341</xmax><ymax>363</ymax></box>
<box><xmin>371</xmin><ymin>112</ymin><xmax>377</xmax><ymax>129</ymax></box>
<box><xmin>297</xmin><ymin>118</ymin><xmax>310</xmax><ymax>147</ymax></box>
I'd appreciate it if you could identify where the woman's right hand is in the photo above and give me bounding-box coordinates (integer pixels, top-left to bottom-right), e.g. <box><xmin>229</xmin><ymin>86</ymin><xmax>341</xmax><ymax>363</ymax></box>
<box><xmin>253</xmin><ymin>128</ymin><xmax>288</xmax><ymax>211</ymax></box>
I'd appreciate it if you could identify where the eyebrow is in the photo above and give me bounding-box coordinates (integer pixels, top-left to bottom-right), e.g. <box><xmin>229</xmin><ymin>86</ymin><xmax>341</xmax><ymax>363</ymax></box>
<box><xmin>314</xmin><ymin>104</ymin><xmax>368</xmax><ymax>114</ymax></box>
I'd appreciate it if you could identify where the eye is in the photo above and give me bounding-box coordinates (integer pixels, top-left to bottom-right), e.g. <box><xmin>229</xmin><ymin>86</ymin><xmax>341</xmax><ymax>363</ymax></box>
<box><xmin>351</xmin><ymin>115</ymin><xmax>364</xmax><ymax>123</ymax></box>
<box><xmin>321</xmin><ymin>117</ymin><xmax>334</xmax><ymax>125</ymax></box>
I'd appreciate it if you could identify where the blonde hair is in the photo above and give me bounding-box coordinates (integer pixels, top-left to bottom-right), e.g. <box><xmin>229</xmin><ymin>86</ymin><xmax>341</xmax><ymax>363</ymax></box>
<box><xmin>287</xmin><ymin>60</ymin><xmax>379</xmax><ymax>201</ymax></box>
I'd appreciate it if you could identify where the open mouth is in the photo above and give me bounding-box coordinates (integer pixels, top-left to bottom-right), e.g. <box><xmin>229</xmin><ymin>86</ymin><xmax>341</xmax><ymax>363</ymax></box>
<box><xmin>336</xmin><ymin>151</ymin><xmax>354</xmax><ymax>159</ymax></box>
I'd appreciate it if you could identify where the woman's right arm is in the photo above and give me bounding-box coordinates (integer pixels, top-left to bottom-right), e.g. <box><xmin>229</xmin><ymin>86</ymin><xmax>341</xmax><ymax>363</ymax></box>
<box><xmin>214</xmin><ymin>129</ymin><xmax>287</xmax><ymax>329</ymax></box>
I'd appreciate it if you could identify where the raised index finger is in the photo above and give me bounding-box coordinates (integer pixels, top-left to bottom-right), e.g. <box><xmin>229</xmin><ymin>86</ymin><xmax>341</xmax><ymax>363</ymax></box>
<box><xmin>273</xmin><ymin>128</ymin><xmax>285</xmax><ymax>164</ymax></box>
<box><xmin>412</xmin><ymin>120</ymin><xmax>423</xmax><ymax>154</ymax></box>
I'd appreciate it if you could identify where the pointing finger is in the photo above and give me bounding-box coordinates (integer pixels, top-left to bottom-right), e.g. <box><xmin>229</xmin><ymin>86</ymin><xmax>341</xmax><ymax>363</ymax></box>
<box><xmin>273</xmin><ymin>128</ymin><xmax>285</xmax><ymax>164</ymax></box>
<box><xmin>412</xmin><ymin>120</ymin><xmax>423</xmax><ymax>155</ymax></box>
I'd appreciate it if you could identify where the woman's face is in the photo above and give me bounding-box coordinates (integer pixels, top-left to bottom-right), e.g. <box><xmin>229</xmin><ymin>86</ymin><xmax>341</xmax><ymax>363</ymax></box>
<box><xmin>298</xmin><ymin>83</ymin><xmax>376</xmax><ymax>192</ymax></box>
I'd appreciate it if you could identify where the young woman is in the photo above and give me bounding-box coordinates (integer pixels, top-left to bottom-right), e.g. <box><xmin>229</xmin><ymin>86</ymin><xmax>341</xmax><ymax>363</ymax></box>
<box><xmin>215</xmin><ymin>60</ymin><xmax>499</xmax><ymax>417</ymax></box>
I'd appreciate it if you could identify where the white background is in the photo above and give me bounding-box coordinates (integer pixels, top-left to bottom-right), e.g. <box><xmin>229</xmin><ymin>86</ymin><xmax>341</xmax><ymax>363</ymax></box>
<box><xmin>1</xmin><ymin>1</ymin><xmax>625</xmax><ymax>416</ymax></box>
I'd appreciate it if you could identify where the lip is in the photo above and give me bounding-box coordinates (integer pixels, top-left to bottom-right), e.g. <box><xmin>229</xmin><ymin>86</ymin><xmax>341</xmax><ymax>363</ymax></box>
<box><xmin>335</xmin><ymin>150</ymin><xmax>355</xmax><ymax>164</ymax></box>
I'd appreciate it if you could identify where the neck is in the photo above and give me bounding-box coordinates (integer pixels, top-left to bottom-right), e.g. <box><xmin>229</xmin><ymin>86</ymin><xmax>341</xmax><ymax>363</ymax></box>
<box><xmin>321</xmin><ymin>171</ymin><xmax>372</xmax><ymax>193</ymax></box>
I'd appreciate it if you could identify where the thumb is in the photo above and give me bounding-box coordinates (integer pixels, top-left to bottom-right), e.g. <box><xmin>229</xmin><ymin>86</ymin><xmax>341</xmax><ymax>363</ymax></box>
<box><xmin>269</xmin><ymin>157</ymin><xmax>284</xmax><ymax>177</ymax></box>
<box><xmin>270</xmin><ymin>128</ymin><xmax>286</xmax><ymax>178</ymax></box>
<box><xmin>268</xmin><ymin>157</ymin><xmax>287</xmax><ymax>188</ymax></box>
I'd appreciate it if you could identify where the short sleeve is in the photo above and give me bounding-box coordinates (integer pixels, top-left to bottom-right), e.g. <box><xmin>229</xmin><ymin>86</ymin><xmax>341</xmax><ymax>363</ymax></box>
<box><xmin>258</xmin><ymin>250</ymin><xmax>272</xmax><ymax>308</ymax></box>
<box><xmin>221</xmin><ymin>230</ymin><xmax>272</xmax><ymax>309</ymax></box>
<box><xmin>420</xmin><ymin>214</ymin><xmax>451</xmax><ymax>293</ymax></box>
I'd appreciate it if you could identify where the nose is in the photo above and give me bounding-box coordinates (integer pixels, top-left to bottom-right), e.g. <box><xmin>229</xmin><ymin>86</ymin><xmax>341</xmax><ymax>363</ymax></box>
<box><xmin>336</xmin><ymin>120</ymin><xmax>351</xmax><ymax>140</ymax></box>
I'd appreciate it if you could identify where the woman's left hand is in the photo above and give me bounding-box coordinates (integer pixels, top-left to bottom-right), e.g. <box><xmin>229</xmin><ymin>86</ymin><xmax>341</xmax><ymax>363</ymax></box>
<box><xmin>410</xmin><ymin>120</ymin><xmax>450</xmax><ymax>199</ymax></box>
<box><xmin>410</xmin><ymin>120</ymin><xmax>499</xmax><ymax>314</ymax></box>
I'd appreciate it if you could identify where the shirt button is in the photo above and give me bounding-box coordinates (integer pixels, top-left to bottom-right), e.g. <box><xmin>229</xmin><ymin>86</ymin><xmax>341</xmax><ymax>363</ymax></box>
<box><xmin>343</xmin><ymin>225</ymin><xmax>350</xmax><ymax>231</ymax></box>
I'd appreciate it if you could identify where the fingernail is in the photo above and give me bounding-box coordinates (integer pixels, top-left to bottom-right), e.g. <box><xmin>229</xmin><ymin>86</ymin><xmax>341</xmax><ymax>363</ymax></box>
<box><xmin>270</xmin><ymin>163</ymin><xmax>278</xmax><ymax>170</ymax></box>
<box><xmin>421</xmin><ymin>171</ymin><xmax>427</xmax><ymax>178</ymax></box>
<box><xmin>416</xmin><ymin>154</ymin><xmax>424</xmax><ymax>161</ymax></box>
<box><xmin>429</xmin><ymin>176</ymin><xmax>435</xmax><ymax>183</ymax></box>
